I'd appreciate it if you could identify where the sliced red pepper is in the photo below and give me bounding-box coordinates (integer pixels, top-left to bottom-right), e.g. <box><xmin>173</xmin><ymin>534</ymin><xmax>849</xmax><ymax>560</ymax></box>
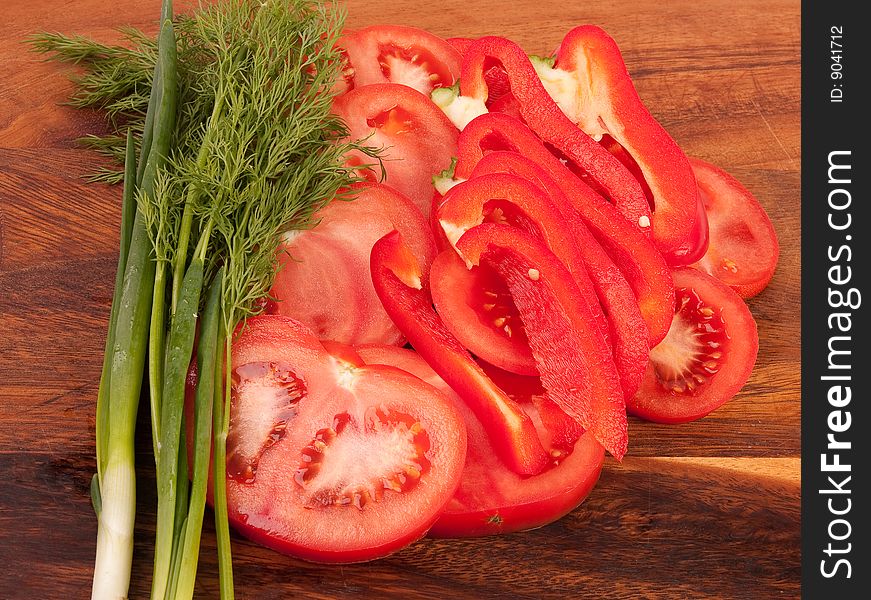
<box><xmin>455</xmin><ymin>112</ymin><xmax>674</xmax><ymax>345</ymax></box>
<box><xmin>552</xmin><ymin>26</ymin><xmax>706</xmax><ymax>264</ymax></box>
<box><xmin>462</xmin><ymin>157</ymin><xmax>650</xmax><ymax>399</ymax></box>
<box><xmin>370</xmin><ymin>231</ymin><xmax>550</xmax><ymax>475</ymax></box>
<box><xmin>455</xmin><ymin>223</ymin><xmax>628</xmax><ymax>460</ymax></box>
<box><xmin>459</xmin><ymin>36</ymin><xmax>651</xmax><ymax>231</ymax></box>
<box><xmin>477</xmin><ymin>360</ymin><xmax>586</xmax><ymax>451</ymax></box>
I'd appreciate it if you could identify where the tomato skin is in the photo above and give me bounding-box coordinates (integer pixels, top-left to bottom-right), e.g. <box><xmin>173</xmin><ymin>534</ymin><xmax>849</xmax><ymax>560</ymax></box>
<box><xmin>347</xmin><ymin>344</ymin><xmax>605</xmax><ymax>538</ymax></box>
<box><xmin>455</xmin><ymin>112</ymin><xmax>675</xmax><ymax>346</ymax></box>
<box><xmin>459</xmin><ymin>36</ymin><xmax>652</xmax><ymax>231</ymax></box>
<box><xmin>189</xmin><ymin>316</ymin><xmax>468</xmax><ymax>563</ymax></box>
<box><xmin>689</xmin><ymin>158</ymin><xmax>779</xmax><ymax>298</ymax></box>
<box><xmin>370</xmin><ymin>231</ymin><xmax>550</xmax><ymax>475</ymax></box>
<box><xmin>342</xmin><ymin>25</ymin><xmax>462</xmax><ymax>95</ymax></box>
<box><xmin>446</xmin><ymin>37</ymin><xmax>475</xmax><ymax>56</ymax></box>
<box><xmin>456</xmin><ymin>224</ymin><xmax>628</xmax><ymax>460</ymax></box>
<box><xmin>332</xmin><ymin>83</ymin><xmax>458</xmax><ymax>217</ymax></box>
<box><xmin>628</xmin><ymin>268</ymin><xmax>759</xmax><ymax>424</ymax></box>
<box><xmin>268</xmin><ymin>183</ymin><xmax>435</xmax><ymax>346</ymax></box>
<box><xmin>554</xmin><ymin>25</ymin><xmax>704</xmax><ymax>264</ymax></box>
<box><xmin>430</xmin><ymin>423</ymin><xmax>604</xmax><ymax>537</ymax></box>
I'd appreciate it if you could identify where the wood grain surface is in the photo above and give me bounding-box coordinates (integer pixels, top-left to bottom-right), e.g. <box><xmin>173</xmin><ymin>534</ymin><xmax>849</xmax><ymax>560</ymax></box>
<box><xmin>0</xmin><ymin>0</ymin><xmax>800</xmax><ymax>598</ymax></box>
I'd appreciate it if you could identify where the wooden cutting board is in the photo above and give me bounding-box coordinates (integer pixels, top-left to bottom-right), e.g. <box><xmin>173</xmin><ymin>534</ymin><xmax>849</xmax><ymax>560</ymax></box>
<box><xmin>0</xmin><ymin>0</ymin><xmax>800</xmax><ymax>597</ymax></box>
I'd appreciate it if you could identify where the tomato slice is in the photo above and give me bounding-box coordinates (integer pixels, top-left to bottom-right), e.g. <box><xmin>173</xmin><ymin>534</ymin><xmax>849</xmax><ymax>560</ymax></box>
<box><xmin>332</xmin><ymin>83</ymin><xmax>458</xmax><ymax>217</ymax></box>
<box><xmin>689</xmin><ymin>158</ymin><xmax>779</xmax><ymax>298</ymax></box>
<box><xmin>342</xmin><ymin>25</ymin><xmax>461</xmax><ymax>95</ymax></box>
<box><xmin>627</xmin><ymin>268</ymin><xmax>758</xmax><ymax>423</ymax></box>
<box><xmin>347</xmin><ymin>344</ymin><xmax>605</xmax><ymax>538</ymax></box>
<box><xmin>268</xmin><ymin>183</ymin><xmax>435</xmax><ymax>346</ymax></box>
<box><xmin>204</xmin><ymin>315</ymin><xmax>467</xmax><ymax>563</ymax></box>
<box><xmin>431</xmin><ymin>405</ymin><xmax>604</xmax><ymax>537</ymax></box>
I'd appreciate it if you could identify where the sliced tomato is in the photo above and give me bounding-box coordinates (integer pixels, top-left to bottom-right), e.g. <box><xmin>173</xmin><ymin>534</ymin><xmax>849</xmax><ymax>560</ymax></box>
<box><xmin>356</xmin><ymin>343</ymin><xmax>458</xmax><ymax>397</ymax></box>
<box><xmin>628</xmin><ymin>268</ymin><xmax>758</xmax><ymax>424</ymax></box>
<box><xmin>268</xmin><ymin>183</ymin><xmax>435</xmax><ymax>346</ymax></box>
<box><xmin>332</xmin><ymin>83</ymin><xmax>458</xmax><ymax>217</ymax></box>
<box><xmin>689</xmin><ymin>158</ymin><xmax>779</xmax><ymax>298</ymax></box>
<box><xmin>432</xmin><ymin>407</ymin><xmax>603</xmax><ymax>537</ymax></box>
<box><xmin>447</xmin><ymin>37</ymin><xmax>475</xmax><ymax>56</ymax></box>
<box><xmin>347</xmin><ymin>343</ymin><xmax>604</xmax><ymax>538</ymax></box>
<box><xmin>342</xmin><ymin>25</ymin><xmax>461</xmax><ymax>95</ymax></box>
<box><xmin>197</xmin><ymin>315</ymin><xmax>467</xmax><ymax>563</ymax></box>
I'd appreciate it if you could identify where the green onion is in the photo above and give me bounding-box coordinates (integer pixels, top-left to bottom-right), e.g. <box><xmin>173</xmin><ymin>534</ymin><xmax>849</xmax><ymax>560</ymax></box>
<box><xmin>152</xmin><ymin>254</ymin><xmax>204</xmax><ymax>599</ymax></box>
<box><xmin>90</xmin><ymin>6</ymin><xmax>177</xmax><ymax>598</ymax></box>
<box><xmin>174</xmin><ymin>269</ymin><xmax>223</xmax><ymax>600</ymax></box>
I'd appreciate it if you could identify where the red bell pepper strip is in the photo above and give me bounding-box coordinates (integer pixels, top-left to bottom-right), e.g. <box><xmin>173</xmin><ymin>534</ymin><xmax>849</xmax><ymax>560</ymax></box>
<box><xmin>462</xmin><ymin>156</ymin><xmax>649</xmax><ymax>399</ymax></box>
<box><xmin>456</xmin><ymin>223</ymin><xmax>628</xmax><ymax>460</ymax></box>
<box><xmin>459</xmin><ymin>36</ymin><xmax>652</xmax><ymax>232</ymax></box>
<box><xmin>437</xmin><ymin>172</ymin><xmax>607</xmax><ymax>335</ymax></box>
<box><xmin>551</xmin><ymin>25</ymin><xmax>707</xmax><ymax>264</ymax></box>
<box><xmin>370</xmin><ymin>231</ymin><xmax>550</xmax><ymax>475</ymax></box>
<box><xmin>455</xmin><ymin>112</ymin><xmax>675</xmax><ymax>346</ymax></box>
<box><xmin>437</xmin><ymin>170</ymin><xmax>647</xmax><ymax>398</ymax></box>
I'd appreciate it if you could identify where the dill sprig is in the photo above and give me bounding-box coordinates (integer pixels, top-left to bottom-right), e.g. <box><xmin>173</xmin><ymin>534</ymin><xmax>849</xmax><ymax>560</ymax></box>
<box><xmin>31</xmin><ymin>15</ymin><xmax>222</xmax><ymax>182</ymax></box>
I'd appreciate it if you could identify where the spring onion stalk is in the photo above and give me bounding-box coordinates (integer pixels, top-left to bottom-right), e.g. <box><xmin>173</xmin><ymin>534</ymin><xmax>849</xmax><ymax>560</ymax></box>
<box><xmin>90</xmin><ymin>6</ymin><xmax>177</xmax><ymax>598</ymax></box>
<box><xmin>95</xmin><ymin>129</ymin><xmax>137</xmax><ymax>491</ymax></box>
<box><xmin>174</xmin><ymin>270</ymin><xmax>222</xmax><ymax>600</ymax></box>
<box><xmin>152</xmin><ymin>253</ymin><xmax>205</xmax><ymax>599</ymax></box>
<box><xmin>148</xmin><ymin>261</ymin><xmax>167</xmax><ymax>460</ymax></box>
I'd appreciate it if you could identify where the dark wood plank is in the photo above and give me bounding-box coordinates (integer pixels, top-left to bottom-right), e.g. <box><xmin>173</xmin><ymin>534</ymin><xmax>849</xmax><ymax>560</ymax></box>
<box><xmin>0</xmin><ymin>452</ymin><xmax>800</xmax><ymax>599</ymax></box>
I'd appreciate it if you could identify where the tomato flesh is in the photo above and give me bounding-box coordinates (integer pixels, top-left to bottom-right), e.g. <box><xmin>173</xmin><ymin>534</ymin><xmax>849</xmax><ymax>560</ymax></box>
<box><xmin>342</xmin><ymin>25</ymin><xmax>462</xmax><ymax>95</ymax></box>
<box><xmin>628</xmin><ymin>268</ymin><xmax>758</xmax><ymax>423</ymax></box>
<box><xmin>268</xmin><ymin>183</ymin><xmax>435</xmax><ymax>346</ymax></box>
<box><xmin>689</xmin><ymin>158</ymin><xmax>779</xmax><ymax>298</ymax></box>
<box><xmin>346</xmin><ymin>343</ymin><xmax>605</xmax><ymax>538</ymax></box>
<box><xmin>332</xmin><ymin>83</ymin><xmax>458</xmax><ymax>217</ymax></box>
<box><xmin>191</xmin><ymin>316</ymin><xmax>467</xmax><ymax>563</ymax></box>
